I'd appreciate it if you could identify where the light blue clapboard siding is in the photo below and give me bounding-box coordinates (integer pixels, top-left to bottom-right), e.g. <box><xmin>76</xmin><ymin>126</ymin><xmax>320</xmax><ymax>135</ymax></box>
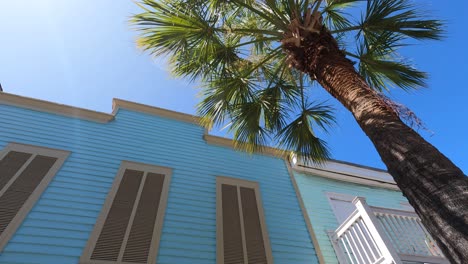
<box><xmin>0</xmin><ymin>104</ymin><xmax>319</xmax><ymax>264</ymax></box>
<box><xmin>294</xmin><ymin>171</ymin><xmax>409</xmax><ymax>264</ymax></box>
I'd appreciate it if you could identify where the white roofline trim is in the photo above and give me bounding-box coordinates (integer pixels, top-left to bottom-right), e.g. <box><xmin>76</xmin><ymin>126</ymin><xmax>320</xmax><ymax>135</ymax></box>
<box><xmin>293</xmin><ymin>163</ymin><xmax>399</xmax><ymax>191</ymax></box>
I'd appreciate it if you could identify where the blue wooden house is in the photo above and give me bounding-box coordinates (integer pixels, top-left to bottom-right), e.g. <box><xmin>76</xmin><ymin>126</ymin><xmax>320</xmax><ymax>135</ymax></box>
<box><xmin>0</xmin><ymin>92</ymin><xmax>320</xmax><ymax>264</ymax></box>
<box><xmin>291</xmin><ymin>159</ymin><xmax>449</xmax><ymax>264</ymax></box>
<box><xmin>0</xmin><ymin>92</ymin><xmax>450</xmax><ymax>264</ymax></box>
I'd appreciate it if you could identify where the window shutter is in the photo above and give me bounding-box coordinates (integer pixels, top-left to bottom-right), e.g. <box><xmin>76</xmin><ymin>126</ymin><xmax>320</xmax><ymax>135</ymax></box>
<box><xmin>217</xmin><ymin>177</ymin><xmax>273</xmax><ymax>264</ymax></box>
<box><xmin>240</xmin><ymin>187</ymin><xmax>268</xmax><ymax>264</ymax></box>
<box><xmin>0</xmin><ymin>155</ymin><xmax>57</xmax><ymax>234</ymax></box>
<box><xmin>221</xmin><ymin>184</ymin><xmax>245</xmax><ymax>264</ymax></box>
<box><xmin>0</xmin><ymin>143</ymin><xmax>69</xmax><ymax>252</ymax></box>
<box><xmin>122</xmin><ymin>173</ymin><xmax>165</xmax><ymax>263</ymax></box>
<box><xmin>0</xmin><ymin>151</ymin><xmax>32</xmax><ymax>191</ymax></box>
<box><xmin>90</xmin><ymin>169</ymin><xmax>144</xmax><ymax>262</ymax></box>
<box><xmin>81</xmin><ymin>162</ymin><xmax>172</xmax><ymax>264</ymax></box>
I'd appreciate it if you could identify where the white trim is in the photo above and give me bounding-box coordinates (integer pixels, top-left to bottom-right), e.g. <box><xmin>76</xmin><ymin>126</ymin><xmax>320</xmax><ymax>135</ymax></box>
<box><xmin>293</xmin><ymin>162</ymin><xmax>400</xmax><ymax>190</ymax></box>
<box><xmin>326</xmin><ymin>192</ymin><xmax>356</xmax><ymax>202</ymax></box>
<box><xmin>353</xmin><ymin>197</ymin><xmax>402</xmax><ymax>264</ymax></box>
<box><xmin>295</xmin><ymin>159</ymin><xmax>392</xmax><ymax>182</ymax></box>
<box><xmin>370</xmin><ymin>206</ymin><xmax>418</xmax><ymax>218</ymax></box>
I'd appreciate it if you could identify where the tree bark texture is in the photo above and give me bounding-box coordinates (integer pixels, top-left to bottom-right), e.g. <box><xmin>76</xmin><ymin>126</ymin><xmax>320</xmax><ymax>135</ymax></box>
<box><xmin>283</xmin><ymin>27</ymin><xmax>468</xmax><ymax>263</ymax></box>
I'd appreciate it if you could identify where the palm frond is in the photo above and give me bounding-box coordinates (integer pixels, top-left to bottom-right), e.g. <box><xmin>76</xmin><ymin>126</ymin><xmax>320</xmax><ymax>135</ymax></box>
<box><xmin>360</xmin><ymin>0</ymin><xmax>444</xmax><ymax>41</ymax></box>
<box><xmin>355</xmin><ymin>34</ymin><xmax>427</xmax><ymax>91</ymax></box>
<box><xmin>133</xmin><ymin>0</ymin><xmax>215</xmax><ymax>56</ymax></box>
<box><xmin>259</xmin><ymin>64</ymin><xmax>301</xmax><ymax>131</ymax></box>
<box><xmin>133</xmin><ymin>0</ymin><xmax>288</xmax><ymax>82</ymax></box>
<box><xmin>229</xmin><ymin>0</ymin><xmax>290</xmax><ymax>30</ymax></box>
<box><xmin>230</xmin><ymin>100</ymin><xmax>270</xmax><ymax>153</ymax></box>
<box><xmin>276</xmin><ymin>102</ymin><xmax>335</xmax><ymax>164</ymax></box>
<box><xmin>197</xmin><ymin>65</ymin><xmax>257</xmax><ymax>127</ymax></box>
<box><xmin>359</xmin><ymin>57</ymin><xmax>427</xmax><ymax>92</ymax></box>
<box><xmin>169</xmin><ymin>34</ymin><xmax>240</xmax><ymax>81</ymax></box>
<box><xmin>323</xmin><ymin>0</ymin><xmax>359</xmax><ymax>31</ymax></box>
<box><xmin>133</xmin><ymin>0</ymin><xmax>443</xmax><ymax>162</ymax></box>
<box><xmin>263</xmin><ymin>0</ymin><xmax>291</xmax><ymax>25</ymax></box>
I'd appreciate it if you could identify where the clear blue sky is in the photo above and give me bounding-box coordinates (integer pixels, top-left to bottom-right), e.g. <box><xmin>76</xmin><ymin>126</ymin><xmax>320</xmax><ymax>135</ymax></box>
<box><xmin>1</xmin><ymin>1</ymin><xmax>467</xmax><ymax>172</ymax></box>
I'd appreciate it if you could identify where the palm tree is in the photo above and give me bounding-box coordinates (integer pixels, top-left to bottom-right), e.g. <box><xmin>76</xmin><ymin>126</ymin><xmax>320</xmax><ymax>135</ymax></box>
<box><xmin>132</xmin><ymin>0</ymin><xmax>468</xmax><ymax>262</ymax></box>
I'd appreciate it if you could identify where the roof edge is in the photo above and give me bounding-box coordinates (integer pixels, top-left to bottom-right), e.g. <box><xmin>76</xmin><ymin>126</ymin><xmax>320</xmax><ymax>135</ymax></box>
<box><xmin>292</xmin><ymin>162</ymin><xmax>399</xmax><ymax>191</ymax></box>
<box><xmin>203</xmin><ymin>135</ymin><xmax>287</xmax><ymax>159</ymax></box>
<box><xmin>0</xmin><ymin>92</ymin><xmax>203</xmax><ymax>124</ymax></box>
<box><xmin>112</xmin><ymin>98</ymin><xmax>201</xmax><ymax>125</ymax></box>
<box><xmin>0</xmin><ymin>92</ymin><xmax>113</xmax><ymax>123</ymax></box>
<box><xmin>326</xmin><ymin>158</ymin><xmax>388</xmax><ymax>173</ymax></box>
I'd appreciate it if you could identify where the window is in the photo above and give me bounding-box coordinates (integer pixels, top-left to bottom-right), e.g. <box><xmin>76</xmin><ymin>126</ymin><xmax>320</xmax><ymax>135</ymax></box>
<box><xmin>216</xmin><ymin>177</ymin><xmax>273</xmax><ymax>264</ymax></box>
<box><xmin>80</xmin><ymin>161</ymin><xmax>172</xmax><ymax>264</ymax></box>
<box><xmin>326</xmin><ymin>192</ymin><xmax>357</xmax><ymax>225</ymax></box>
<box><xmin>0</xmin><ymin>143</ymin><xmax>69</xmax><ymax>251</ymax></box>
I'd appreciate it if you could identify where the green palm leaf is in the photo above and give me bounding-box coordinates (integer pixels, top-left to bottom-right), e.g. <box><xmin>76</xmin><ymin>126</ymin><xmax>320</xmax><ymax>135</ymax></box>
<box><xmin>132</xmin><ymin>0</ymin><xmax>443</xmax><ymax>163</ymax></box>
<box><xmin>277</xmin><ymin>102</ymin><xmax>335</xmax><ymax>164</ymax></box>
<box><xmin>359</xmin><ymin>0</ymin><xmax>444</xmax><ymax>40</ymax></box>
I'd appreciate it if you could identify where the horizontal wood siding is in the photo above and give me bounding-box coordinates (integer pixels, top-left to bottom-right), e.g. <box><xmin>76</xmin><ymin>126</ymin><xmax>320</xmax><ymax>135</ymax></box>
<box><xmin>0</xmin><ymin>104</ymin><xmax>318</xmax><ymax>264</ymax></box>
<box><xmin>294</xmin><ymin>171</ymin><xmax>409</xmax><ymax>264</ymax></box>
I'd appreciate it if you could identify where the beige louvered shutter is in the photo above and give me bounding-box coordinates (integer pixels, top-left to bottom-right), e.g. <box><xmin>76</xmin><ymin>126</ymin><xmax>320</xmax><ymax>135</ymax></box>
<box><xmin>0</xmin><ymin>144</ymin><xmax>69</xmax><ymax>252</ymax></box>
<box><xmin>217</xmin><ymin>177</ymin><xmax>273</xmax><ymax>264</ymax></box>
<box><xmin>240</xmin><ymin>187</ymin><xmax>268</xmax><ymax>264</ymax></box>
<box><xmin>122</xmin><ymin>173</ymin><xmax>165</xmax><ymax>263</ymax></box>
<box><xmin>0</xmin><ymin>151</ymin><xmax>32</xmax><ymax>191</ymax></box>
<box><xmin>91</xmin><ymin>169</ymin><xmax>144</xmax><ymax>262</ymax></box>
<box><xmin>81</xmin><ymin>162</ymin><xmax>172</xmax><ymax>264</ymax></box>
<box><xmin>221</xmin><ymin>184</ymin><xmax>245</xmax><ymax>264</ymax></box>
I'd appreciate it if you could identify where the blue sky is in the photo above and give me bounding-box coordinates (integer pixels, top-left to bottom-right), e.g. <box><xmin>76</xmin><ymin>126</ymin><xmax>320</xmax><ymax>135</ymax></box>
<box><xmin>1</xmin><ymin>1</ymin><xmax>467</xmax><ymax>172</ymax></box>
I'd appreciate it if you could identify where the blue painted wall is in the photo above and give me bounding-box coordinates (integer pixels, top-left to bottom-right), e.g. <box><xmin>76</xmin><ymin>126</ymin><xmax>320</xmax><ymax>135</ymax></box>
<box><xmin>294</xmin><ymin>171</ymin><xmax>409</xmax><ymax>264</ymax></box>
<box><xmin>0</xmin><ymin>103</ymin><xmax>319</xmax><ymax>264</ymax></box>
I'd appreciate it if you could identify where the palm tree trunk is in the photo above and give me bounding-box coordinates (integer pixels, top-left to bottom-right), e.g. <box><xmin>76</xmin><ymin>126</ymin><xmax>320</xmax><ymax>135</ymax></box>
<box><xmin>283</xmin><ymin>27</ymin><xmax>468</xmax><ymax>263</ymax></box>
